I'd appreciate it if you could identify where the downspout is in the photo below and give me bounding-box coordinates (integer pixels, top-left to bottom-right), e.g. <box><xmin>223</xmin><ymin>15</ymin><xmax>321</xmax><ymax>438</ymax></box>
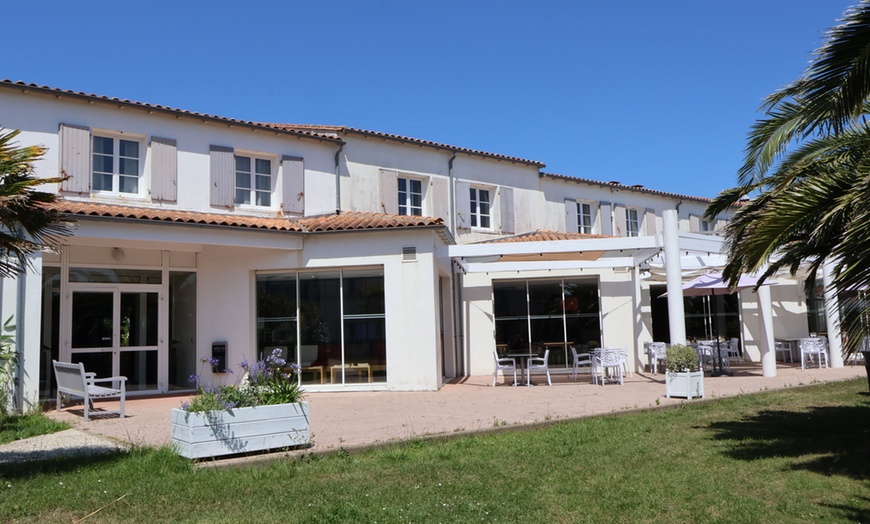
<box><xmin>447</xmin><ymin>152</ymin><xmax>465</xmax><ymax>376</ymax></box>
<box><xmin>334</xmin><ymin>143</ymin><xmax>344</xmax><ymax>215</ymax></box>
<box><xmin>14</xmin><ymin>271</ymin><xmax>24</xmax><ymax>413</ymax></box>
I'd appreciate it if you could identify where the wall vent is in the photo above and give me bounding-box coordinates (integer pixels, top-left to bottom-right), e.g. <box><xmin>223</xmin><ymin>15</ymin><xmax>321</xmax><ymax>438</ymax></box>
<box><xmin>402</xmin><ymin>246</ymin><xmax>417</xmax><ymax>262</ymax></box>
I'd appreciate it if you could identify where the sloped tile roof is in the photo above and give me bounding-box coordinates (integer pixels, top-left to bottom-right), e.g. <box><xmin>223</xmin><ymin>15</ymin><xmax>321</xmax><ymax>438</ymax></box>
<box><xmin>0</xmin><ymin>80</ymin><xmax>341</xmax><ymax>144</ymax></box>
<box><xmin>478</xmin><ymin>230</ymin><xmax>610</xmax><ymax>244</ymax></box>
<box><xmin>540</xmin><ymin>172</ymin><xmax>718</xmax><ymax>203</ymax></box>
<box><xmin>49</xmin><ymin>201</ymin><xmax>443</xmax><ymax>233</ymax></box>
<box><xmin>264</xmin><ymin>124</ymin><xmax>546</xmax><ymax>167</ymax></box>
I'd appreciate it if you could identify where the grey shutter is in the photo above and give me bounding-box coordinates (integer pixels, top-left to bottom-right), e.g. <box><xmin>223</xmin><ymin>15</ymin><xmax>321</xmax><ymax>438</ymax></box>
<box><xmin>645</xmin><ymin>208</ymin><xmax>657</xmax><ymax>235</ymax></box>
<box><xmin>59</xmin><ymin>123</ymin><xmax>91</xmax><ymax>193</ymax></box>
<box><xmin>716</xmin><ymin>218</ymin><xmax>728</xmax><ymax>231</ymax></box>
<box><xmin>689</xmin><ymin>214</ymin><xmax>701</xmax><ymax>232</ymax></box>
<box><xmin>499</xmin><ymin>187</ymin><xmax>515</xmax><ymax>234</ymax></box>
<box><xmin>209</xmin><ymin>145</ymin><xmax>234</xmax><ymax>208</ymax></box>
<box><xmin>378</xmin><ymin>169</ymin><xmax>398</xmax><ymax>214</ymax></box>
<box><xmin>599</xmin><ymin>201</ymin><xmax>613</xmax><ymax>236</ymax></box>
<box><xmin>613</xmin><ymin>204</ymin><xmax>627</xmax><ymax>237</ymax></box>
<box><xmin>455</xmin><ymin>180</ymin><xmax>471</xmax><ymax>229</ymax></box>
<box><xmin>282</xmin><ymin>155</ymin><xmax>304</xmax><ymax>215</ymax></box>
<box><xmin>430</xmin><ymin>176</ymin><xmax>449</xmax><ymax>221</ymax></box>
<box><xmin>150</xmin><ymin>137</ymin><xmax>177</xmax><ymax>202</ymax></box>
<box><xmin>565</xmin><ymin>199</ymin><xmax>578</xmax><ymax>233</ymax></box>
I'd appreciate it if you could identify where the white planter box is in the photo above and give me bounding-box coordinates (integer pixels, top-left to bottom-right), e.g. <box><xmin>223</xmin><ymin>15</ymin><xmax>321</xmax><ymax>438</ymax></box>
<box><xmin>665</xmin><ymin>371</ymin><xmax>704</xmax><ymax>399</ymax></box>
<box><xmin>170</xmin><ymin>402</ymin><xmax>309</xmax><ymax>459</ymax></box>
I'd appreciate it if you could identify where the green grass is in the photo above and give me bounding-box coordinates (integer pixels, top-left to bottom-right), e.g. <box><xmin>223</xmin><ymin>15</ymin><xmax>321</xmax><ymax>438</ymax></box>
<box><xmin>2</xmin><ymin>380</ymin><xmax>870</xmax><ymax>523</ymax></box>
<box><xmin>0</xmin><ymin>413</ymin><xmax>68</xmax><ymax>445</ymax></box>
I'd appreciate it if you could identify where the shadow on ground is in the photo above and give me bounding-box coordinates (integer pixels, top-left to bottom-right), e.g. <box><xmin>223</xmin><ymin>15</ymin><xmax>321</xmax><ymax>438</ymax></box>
<box><xmin>706</xmin><ymin>401</ymin><xmax>870</xmax><ymax>479</ymax></box>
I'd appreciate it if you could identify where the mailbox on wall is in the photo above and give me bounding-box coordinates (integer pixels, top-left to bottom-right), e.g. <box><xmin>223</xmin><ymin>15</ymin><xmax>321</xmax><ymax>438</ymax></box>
<box><xmin>211</xmin><ymin>341</ymin><xmax>227</xmax><ymax>373</ymax></box>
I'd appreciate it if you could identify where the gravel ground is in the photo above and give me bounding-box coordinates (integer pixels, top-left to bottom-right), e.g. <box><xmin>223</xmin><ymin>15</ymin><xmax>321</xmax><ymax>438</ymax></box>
<box><xmin>0</xmin><ymin>429</ymin><xmax>127</xmax><ymax>466</ymax></box>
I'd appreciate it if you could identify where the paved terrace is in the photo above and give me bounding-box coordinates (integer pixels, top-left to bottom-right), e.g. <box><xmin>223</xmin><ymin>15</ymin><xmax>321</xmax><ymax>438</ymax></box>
<box><xmin>45</xmin><ymin>363</ymin><xmax>867</xmax><ymax>455</ymax></box>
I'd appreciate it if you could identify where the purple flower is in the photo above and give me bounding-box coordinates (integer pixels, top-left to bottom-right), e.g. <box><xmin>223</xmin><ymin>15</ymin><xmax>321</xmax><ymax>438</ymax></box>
<box><xmin>180</xmin><ymin>401</ymin><xmax>190</xmax><ymax>410</ymax></box>
<box><xmin>188</xmin><ymin>374</ymin><xmax>199</xmax><ymax>384</ymax></box>
<box><xmin>225</xmin><ymin>368</ymin><xmax>234</xmax><ymax>375</ymax></box>
<box><xmin>208</xmin><ymin>357</ymin><xmax>220</xmax><ymax>366</ymax></box>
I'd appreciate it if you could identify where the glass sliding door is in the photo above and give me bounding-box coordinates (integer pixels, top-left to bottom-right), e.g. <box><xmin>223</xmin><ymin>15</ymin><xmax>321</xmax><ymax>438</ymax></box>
<box><xmin>343</xmin><ymin>269</ymin><xmax>386</xmax><ymax>383</ymax></box>
<box><xmin>168</xmin><ymin>272</ymin><xmax>197</xmax><ymax>390</ymax></box>
<box><xmin>299</xmin><ymin>272</ymin><xmax>342</xmax><ymax>385</ymax></box>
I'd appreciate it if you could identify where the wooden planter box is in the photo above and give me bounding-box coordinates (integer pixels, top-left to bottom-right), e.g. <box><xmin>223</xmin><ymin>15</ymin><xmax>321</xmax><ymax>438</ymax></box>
<box><xmin>665</xmin><ymin>371</ymin><xmax>704</xmax><ymax>400</ymax></box>
<box><xmin>170</xmin><ymin>402</ymin><xmax>309</xmax><ymax>459</ymax></box>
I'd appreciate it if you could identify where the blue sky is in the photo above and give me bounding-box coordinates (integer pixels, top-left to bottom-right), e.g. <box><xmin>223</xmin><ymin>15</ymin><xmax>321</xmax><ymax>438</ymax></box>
<box><xmin>2</xmin><ymin>1</ymin><xmax>857</xmax><ymax>198</ymax></box>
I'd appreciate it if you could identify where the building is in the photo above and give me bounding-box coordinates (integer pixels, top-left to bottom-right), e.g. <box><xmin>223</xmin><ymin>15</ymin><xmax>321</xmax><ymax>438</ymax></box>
<box><xmin>0</xmin><ymin>80</ymin><xmax>842</xmax><ymax>412</ymax></box>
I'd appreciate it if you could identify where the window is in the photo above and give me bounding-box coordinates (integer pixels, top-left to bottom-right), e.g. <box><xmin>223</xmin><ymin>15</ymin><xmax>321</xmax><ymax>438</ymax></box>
<box><xmin>470</xmin><ymin>187</ymin><xmax>491</xmax><ymax>229</ymax></box>
<box><xmin>235</xmin><ymin>155</ymin><xmax>272</xmax><ymax>206</ymax></box>
<box><xmin>577</xmin><ymin>202</ymin><xmax>593</xmax><ymax>234</ymax></box>
<box><xmin>92</xmin><ymin>135</ymin><xmax>140</xmax><ymax>194</ymax></box>
<box><xmin>699</xmin><ymin>219</ymin><xmax>712</xmax><ymax>232</ymax></box>
<box><xmin>626</xmin><ymin>208</ymin><xmax>640</xmax><ymax>237</ymax></box>
<box><xmin>398</xmin><ymin>177</ymin><xmax>423</xmax><ymax>216</ymax></box>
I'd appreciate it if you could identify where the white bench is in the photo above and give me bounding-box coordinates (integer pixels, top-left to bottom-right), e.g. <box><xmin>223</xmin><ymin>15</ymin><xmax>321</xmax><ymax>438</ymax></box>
<box><xmin>53</xmin><ymin>360</ymin><xmax>127</xmax><ymax>421</ymax></box>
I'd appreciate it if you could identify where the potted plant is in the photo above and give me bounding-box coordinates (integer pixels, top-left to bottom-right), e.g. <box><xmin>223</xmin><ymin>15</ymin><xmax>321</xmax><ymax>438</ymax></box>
<box><xmin>664</xmin><ymin>343</ymin><xmax>704</xmax><ymax>399</ymax></box>
<box><xmin>170</xmin><ymin>348</ymin><xmax>309</xmax><ymax>459</ymax></box>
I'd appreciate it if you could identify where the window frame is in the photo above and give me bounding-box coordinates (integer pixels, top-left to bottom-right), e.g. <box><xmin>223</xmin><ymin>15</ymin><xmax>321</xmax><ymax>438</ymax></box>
<box><xmin>577</xmin><ymin>201</ymin><xmax>594</xmax><ymax>234</ymax></box>
<box><xmin>469</xmin><ymin>186</ymin><xmax>492</xmax><ymax>230</ymax></box>
<box><xmin>234</xmin><ymin>152</ymin><xmax>275</xmax><ymax>208</ymax></box>
<box><xmin>91</xmin><ymin>132</ymin><xmax>144</xmax><ymax>196</ymax></box>
<box><xmin>398</xmin><ymin>176</ymin><xmax>424</xmax><ymax>216</ymax></box>
<box><xmin>625</xmin><ymin>208</ymin><xmax>641</xmax><ymax>237</ymax></box>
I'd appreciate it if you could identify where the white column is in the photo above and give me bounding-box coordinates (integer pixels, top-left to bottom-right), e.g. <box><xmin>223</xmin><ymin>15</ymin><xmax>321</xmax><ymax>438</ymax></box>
<box><xmin>822</xmin><ymin>259</ymin><xmax>845</xmax><ymax>368</ymax></box>
<box><xmin>663</xmin><ymin>208</ymin><xmax>686</xmax><ymax>345</ymax></box>
<box><xmin>757</xmin><ymin>276</ymin><xmax>777</xmax><ymax>377</ymax></box>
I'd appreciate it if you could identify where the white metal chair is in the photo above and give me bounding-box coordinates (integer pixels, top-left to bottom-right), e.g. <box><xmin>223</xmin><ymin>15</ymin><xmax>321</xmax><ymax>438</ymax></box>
<box><xmin>774</xmin><ymin>340</ymin><xmax>793</xmax><ymax>363</ymax></box>
<box><xmin>570</xmin><ymin>346</ymin><xmax>593</xmax><ymax>381</ymax></box>
<box><xmin>800</xmin><ymin>337</ymin><xmax>829</xmax><ymax>369</ymax></box>
<box><xmin>527</xmin><ymin>349</ymin><xmax>552</xmax><ymax>386</ymax></box>
<box><xmin>492</xmin><ymin>351</ymin><xmax>517</xmax><ymax>387</ymax></box>
<box><xmin>696</xmin><ymin>342</ymin><xmax>717</xmax><ymax>374</ymax></box>
<box><xmin>53</xmin><ymin>360</ymin><xmax>127</xmax><ymax>421</ymax></box>
<box><xmin>728</xmin><ymin>338</ymin><xmax>742</xmax><ymax>362</ymax></box>
<box><xmin>646</xmin><ymin>342</ymin><xmax>667</xmax><ymax>375</ymax></box>
<box><xmin>593</xmin><ymin>348</ymin><xmax>624</xmax><ymax>386</ymax></box>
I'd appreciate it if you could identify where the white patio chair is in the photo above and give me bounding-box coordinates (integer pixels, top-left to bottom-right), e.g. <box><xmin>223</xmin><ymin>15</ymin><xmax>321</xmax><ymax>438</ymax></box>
<box><xmin>800</xmin><ymin>337</ymin><xmax>828</xmax><ymax>369</ymax></box>
<box><xmin>527</xmin><ymin>349</ymin><xmax>551</xmax><ymax>386</ymax></box>
<box><xmin>774</xmin><ymin>340</ymin><xmax>793</xmax><ymax>363</ymax></box>
<box><xmin>593</xmin><ymin>348</ymin><xmax>624</xmax><ymax>386</ymax></box>
<box><xmin>570</xmin><ymin>346</ymin><xmax>593</xmax><ymax>381</ymax></box>
<box><xmin>728</xmin><ymin>338</ymin><xmax>742</xmax><ymax>362</ymax></box>
<box><xmin>696</xmin><ymin>342</ymin><xmax>719</xmax><ymax>374</ymax></box>
<box><xmin>53</xmin><ymin>360</ymin><xmax>126</xmax><ymax>421</ymax></box>
<box><xmin>646</xmin><ymin>342</ymin><xmax>667</xmax><ymax>375</ymax></box>
<box><xmin>492</xmin><ymin>350</ymin><xmax>517</xmax><ymax>387</ymax></box>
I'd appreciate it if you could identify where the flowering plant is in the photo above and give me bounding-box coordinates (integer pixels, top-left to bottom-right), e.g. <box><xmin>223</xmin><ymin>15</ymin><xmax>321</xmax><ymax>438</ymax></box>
<box><xmin>182</xmin><ymin>348</ymin><xmax>304</xmax><ymax>413</ymax></box>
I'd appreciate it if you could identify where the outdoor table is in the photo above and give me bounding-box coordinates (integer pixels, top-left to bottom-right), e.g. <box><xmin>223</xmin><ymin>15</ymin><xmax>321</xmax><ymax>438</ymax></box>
<box><xmin>506</xmin><ymin>352</ymin><xmax>536</xmax><ymax>386</ymax></box>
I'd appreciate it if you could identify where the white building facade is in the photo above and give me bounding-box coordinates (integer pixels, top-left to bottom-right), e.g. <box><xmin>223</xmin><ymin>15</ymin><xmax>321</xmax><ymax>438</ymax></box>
<box><xmin>0</xmin><ymin>80</ymin><xmax>837</xmax><ymax>412</ymax></box>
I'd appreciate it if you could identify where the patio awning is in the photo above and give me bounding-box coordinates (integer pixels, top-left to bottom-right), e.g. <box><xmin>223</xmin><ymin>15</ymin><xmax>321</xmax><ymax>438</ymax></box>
<box><xmin>449</xmin><ymin>235</ymin><xmax>664</xmax><ymax>273</ymax></box>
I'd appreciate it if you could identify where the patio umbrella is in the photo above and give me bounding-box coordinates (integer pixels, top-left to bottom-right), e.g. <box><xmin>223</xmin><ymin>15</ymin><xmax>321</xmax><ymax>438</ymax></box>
<box><xmin>679</xmin><ymin>272</ymin><xmax>768</xmax><ymax>376</ymax></box>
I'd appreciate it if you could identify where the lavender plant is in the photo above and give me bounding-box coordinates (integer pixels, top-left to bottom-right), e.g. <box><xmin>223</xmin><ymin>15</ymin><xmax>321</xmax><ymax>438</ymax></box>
<box><xmin>182</xmin><ymin>348</ymin><xmax>304</xmax><ymax>413</ymax></box>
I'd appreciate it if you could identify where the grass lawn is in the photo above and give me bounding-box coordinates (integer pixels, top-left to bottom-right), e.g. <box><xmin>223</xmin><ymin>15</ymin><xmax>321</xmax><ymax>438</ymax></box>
<box><xmin>0</xmin><ymin>413</ymin><xmax>68</xmax><ymax>446</ymax></box>
<box><xmin>2</xmin><ymin>379</ymin><xmax>869</xmax><ymax>523</ymax></box>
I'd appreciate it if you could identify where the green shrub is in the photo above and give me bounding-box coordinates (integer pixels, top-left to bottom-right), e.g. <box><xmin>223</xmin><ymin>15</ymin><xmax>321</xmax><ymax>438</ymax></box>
<box><xmin>665</xmin><ymin>343</ymin><xmax>699</xmax><ymax>373</ymax></box>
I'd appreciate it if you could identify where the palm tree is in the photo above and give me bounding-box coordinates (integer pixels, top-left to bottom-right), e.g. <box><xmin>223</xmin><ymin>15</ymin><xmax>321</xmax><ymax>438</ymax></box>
<box><xmin>707</xmin><ymin>1</ymin><xmax>870</xmax><ymax>355</ymax></box>
<box><xmin>0</xmin><ymin>128</ymin><xmax>73</xmax><ymax>278</ymax></box>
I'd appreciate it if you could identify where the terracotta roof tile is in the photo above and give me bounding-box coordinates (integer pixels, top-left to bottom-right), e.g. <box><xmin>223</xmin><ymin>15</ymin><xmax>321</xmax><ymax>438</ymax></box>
<box><xmin>49</xmin><ymin>201</ymin><xmax>443</xmax><ymax>233</ymax></box>
<box><xmin>540</xmin><ymin>172</ymin><xmax>719</xmax><ymax>203</ymax></box>
<box><xmin>479</xmin><ymin>230</ymin><xmax>610</xmax><ymax>244</ymax></box>
<box><xmin>264</xmin><ymin>124</ymin><xmax>546</xmax><ymax>167</ymax></box>
<box><xmin>0</xmin><ymin>80</ymin><xmax>341</xmax><ymax>144</ymax></box>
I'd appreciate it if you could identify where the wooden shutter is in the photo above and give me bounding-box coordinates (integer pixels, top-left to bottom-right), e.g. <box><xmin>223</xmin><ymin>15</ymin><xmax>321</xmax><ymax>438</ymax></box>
<box><xmin>499</xmin><ymin>187</ymin><xmax>515</xmax><ymax>234</ymax></box>
<box><xmin>150</xmin><ymin>137</ymin><xmax>177</xmax><ymax>202</ymax></box>
<box><xmin>565</xmin><ymin>199</ymin><xmax>578</xmax><ymax>233</ymax></box>
<box><xmin>455</xmin><ymin>180</ymin><xmax>471</xmax><ymax>229</ymax></box>
<box><xmin>716</xmin><ymin>218</ymin><xmax>728</xmax><ymax>231</ymax></box>
<box><xmin>599</xmin><ymin>201</ymin><xmax>613</xmax><ymax>236</ymax></box>
<box><xmin>378</xmin><ymin>169</ymin><xmax>398</xmax><ymax>214</ymax></box>
<box><xmin>59</xmin><ymin>123</ymin><xmax>91</xmax><ymax>194</ymax></box>
<box><xmin>430</xmin><ymin>176</ymin><xmax>449</xmax><ymax>221</ymax></box>
<box><xmin>645</xmin><ymin>208</ymin><xmax>657</xmax><ymax>235</ymax></box>
<box><xmin>282</xmin><ymin>155</ymin><xmax>304</xmax><ymax>215</ymax></box>
<box><xmin>209</xmin><ymin>145</ymin><xmax>234</xmax><ymax>208</ymax></box>
<box><xmin>613</xmin><ymin>204</ymin><xmax>627</xmax><ymax>237</ymax></box>
<box><xmin>689</xmin><ymin>214</ymin><xmax>701</xmax><ymax>232</ymax></box>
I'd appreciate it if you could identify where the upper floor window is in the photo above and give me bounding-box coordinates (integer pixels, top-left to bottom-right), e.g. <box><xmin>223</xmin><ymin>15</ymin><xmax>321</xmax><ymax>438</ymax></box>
<box><xmin>470</xmin><ymin>187</ymin><xmax>491</xmax><ymax>229</ymax></box>
<box><xmin>626</xmin><ymin>208</ymin><xmax>640</xmax><ymax>237</ymax></box>
<box><xmin>577</xmin><ymin>202</ymin><xmax>593</xmax><ymax>234</ymax></box>
<box><xmin>398</xmin><ymin>177</ymin><xmax>423</xmax><ymax>216</ymax></box>
<box><xmin>699</xmin><ymin>219</ymin><xmax>712</xmax><ymax>232</ymax></box>
<box><xmin>92</xmin><ymin>135</ymin><xmax>141</xmax><ymax>194</ymax></box>
<box><xmin>235</xmin><ymin>155</ymin><xmax>272</xmax><ymax>207</ymax></box>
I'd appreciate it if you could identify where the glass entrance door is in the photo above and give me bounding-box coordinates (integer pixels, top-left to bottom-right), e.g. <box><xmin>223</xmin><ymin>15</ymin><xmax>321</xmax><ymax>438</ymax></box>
<box><xmin>67</xmin><ymin>287</ymin><xmax>162</xmax><ymax>393</ymax></box>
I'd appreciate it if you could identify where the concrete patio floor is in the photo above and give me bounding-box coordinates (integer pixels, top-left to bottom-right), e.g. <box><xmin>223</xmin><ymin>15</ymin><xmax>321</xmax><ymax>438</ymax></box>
<box><xmin>45</xmin><ymin>362</ymin><xmax>867</xmax><ymax>456</ymax></box>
